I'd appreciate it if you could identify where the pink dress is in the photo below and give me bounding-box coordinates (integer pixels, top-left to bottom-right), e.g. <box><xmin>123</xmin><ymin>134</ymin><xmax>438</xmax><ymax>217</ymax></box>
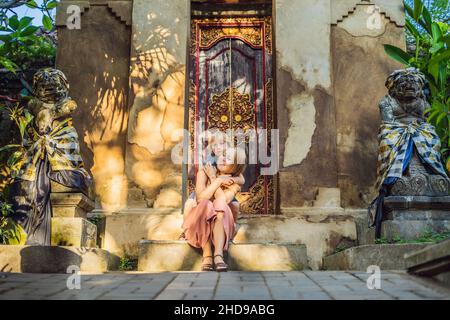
<box><xmin>182</xmin><ymin>198</ymin><xmax>235</xmax><ymax>251</ymax></box>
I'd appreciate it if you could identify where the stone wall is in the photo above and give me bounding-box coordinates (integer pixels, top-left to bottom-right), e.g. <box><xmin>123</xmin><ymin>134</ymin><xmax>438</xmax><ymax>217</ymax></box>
<box><xmin>56</xmin><ymin>0</ymin><xmax>133</xmax><ymax>211</ymax></box>
<box><xmin>331</xmin><ymin>0</ymin><xmax>406</xmax><ymax>207</ymax></box>
<box><xmin>125</xmin><ymin>0</ymin><xmax>189</xmax><ymax>209</ymax></box>
<box><xmin>275</xmin><ymin>0</ymin><xmax>337</xmax><ymax>208</ymax></box>
<box><xmin>54</xmin><ymin>0</ymin><xmax>407</xmax><ymax>212</ymax></box>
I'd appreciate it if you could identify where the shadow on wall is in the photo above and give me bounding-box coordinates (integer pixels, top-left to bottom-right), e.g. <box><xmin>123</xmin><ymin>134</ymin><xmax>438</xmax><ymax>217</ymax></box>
<box><xmin>126</xmin><ymin>2</ymin><xmax>187</xmax><ymax>207</ymax></box>
<box><xmin>56</xmin><ymin>5</ymin><xmax>133</xmax><ymax>211</ymax></box>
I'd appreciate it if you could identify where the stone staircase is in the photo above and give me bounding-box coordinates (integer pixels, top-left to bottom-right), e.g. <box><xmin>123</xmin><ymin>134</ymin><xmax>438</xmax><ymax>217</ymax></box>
<box><xmin>0</xmin><ymin>187</ymin><xmax>365</xmax><ymax>273</ymax></box>
<box><xmin>102</xmin><ymin>188</ymin><xmax>360</xmax><ymax>271</ymax></box>
<box><xmin>323</xmin><ymin>198</ymin><xmax>450</xmax><ymax>274</ymax></box>
<box><xmin>103</xmin><ymin>208</ymin><xmax>309</xmax><ymax>271</ymax></box>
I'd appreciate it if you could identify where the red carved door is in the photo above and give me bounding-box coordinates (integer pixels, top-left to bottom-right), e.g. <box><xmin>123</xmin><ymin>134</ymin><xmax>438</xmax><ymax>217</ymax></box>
<box><xmin>187</xmin><ymin>17</ymin><xmax>275</xmax><ymax>215</ymax></box>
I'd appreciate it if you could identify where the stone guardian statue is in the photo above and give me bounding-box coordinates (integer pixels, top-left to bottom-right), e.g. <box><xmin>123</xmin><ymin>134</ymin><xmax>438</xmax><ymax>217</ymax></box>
<box><xmin>9</xmin><ymin>68</ymin><xmax>92</xmax><ymax>245</ymax></box>
<box><xmin>370</xmin><ymin>68</ymin><xmax>450</xmax><ymax>238</ymax></box>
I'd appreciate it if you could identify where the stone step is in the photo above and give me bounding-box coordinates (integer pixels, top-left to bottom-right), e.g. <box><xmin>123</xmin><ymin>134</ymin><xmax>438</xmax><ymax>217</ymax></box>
<box><xmin>103</xmin><ymin>208</ymin><xmax>360</xmax><ymax>269</ymax></box>
<box><xmin>0</xmin><ymin>245</ymin><xmax>119</xmax><ymax>273</ymax></box>
<box><xmin>405</xmin><ymin>239</ymin><xmax>450</xmax><ymax>287</ymax></box>
<box><xmin>138</xmin><ymin>240</ymin><xmax>308</xmax><ymax>272</ymax></box>
<box><xmin>323</xmin><ymin>243</ymin><xmax>430</xmax><ymax>271</ymax></box>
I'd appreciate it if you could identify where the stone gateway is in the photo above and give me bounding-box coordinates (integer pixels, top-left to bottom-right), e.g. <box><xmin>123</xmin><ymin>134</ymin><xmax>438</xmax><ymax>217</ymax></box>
<box><xmin>28</xmin><ymin>0</ymin><xmax>446</xmax><ymax>271</ymax></box>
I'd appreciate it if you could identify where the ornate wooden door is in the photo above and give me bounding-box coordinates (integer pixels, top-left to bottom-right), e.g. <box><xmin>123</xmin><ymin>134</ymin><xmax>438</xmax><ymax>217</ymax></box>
<box><xmin>187</xmin><ymin>17</ymin><xmax>275</xmax><ymax>215</ymax></box>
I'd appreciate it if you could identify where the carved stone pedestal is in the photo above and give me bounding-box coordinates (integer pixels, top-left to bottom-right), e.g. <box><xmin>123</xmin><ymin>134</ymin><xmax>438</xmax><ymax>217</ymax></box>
<box><xmin>51</xmin><ymin>217</ymin><xmax>97</xmax><ymax>247</ymax></box>
<box><xmin>382</xmin><ymin>196</ymin><xmax>450</xmax><ymax>240</ymax></box>
<box><xmin>50</xmin><ymin>181</ymin><xmax>97</xmax><ymax>247</ymax></box>
<box><xmin>50</xmin><ymin>181</ymin><xmax>95</xmax><ymax>218</ymax></box>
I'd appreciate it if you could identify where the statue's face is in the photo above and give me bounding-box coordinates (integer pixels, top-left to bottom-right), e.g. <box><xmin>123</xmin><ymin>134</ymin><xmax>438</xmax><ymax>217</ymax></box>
<box><xmin>391</xmin><ymin>74</ymin><xmax>422</xmax><ymax>102</ymax></box>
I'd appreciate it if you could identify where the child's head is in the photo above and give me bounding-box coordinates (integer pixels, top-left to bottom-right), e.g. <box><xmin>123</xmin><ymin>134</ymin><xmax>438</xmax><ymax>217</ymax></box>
<box><xmin>208</xmin><ymin>131</ymin><xmax>232</xmax><ymax>158</ymax></box>
<box><xmin>216</xmin><ymin>147</ymin><xmax>246</xmax><ymax>176</ymax></box>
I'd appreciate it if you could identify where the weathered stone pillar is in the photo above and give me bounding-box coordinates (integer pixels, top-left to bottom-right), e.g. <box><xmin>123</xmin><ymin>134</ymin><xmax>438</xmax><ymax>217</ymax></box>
<box><xmin>275</xmin><ymin>0</ymin><xmax>338</xmax><ymax>208</ymax></box>
<box><xmin>331</xmin><ymin>0</ymin><xmax>406</xmax><ymax>207</ymax></box>
<box><xmin>56</xmin><ymin>0</ymin><xmax>133</xmax><ymax>212</ymax></box>
<box><xmin>126</xmin><ymin>0</ymin><xmax>190</xmax><ymax>208</ymax></box>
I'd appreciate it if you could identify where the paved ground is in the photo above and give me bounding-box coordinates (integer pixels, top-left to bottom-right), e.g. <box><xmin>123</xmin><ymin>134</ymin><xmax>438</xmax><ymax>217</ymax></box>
<box><xmin>0</xmin><ymin>271</ymin><xmax>449</xmax><ymax>300</ymax></box>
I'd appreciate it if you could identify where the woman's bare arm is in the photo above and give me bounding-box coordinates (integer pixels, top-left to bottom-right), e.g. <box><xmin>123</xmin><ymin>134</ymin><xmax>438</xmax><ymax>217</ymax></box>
<box><xmin>195</xmin><ymin>170</ymin><xmax>230</xmax><ymax>201</ymax></box>
<box><xmin>223</xmin><ymin>184</ymin><xmax>241</xmax><ymax>203</ymax></box>
<box><xmin>215</xmin><ymin>183</ymin><xmax>240</xmax><ymax>204</ymax></box>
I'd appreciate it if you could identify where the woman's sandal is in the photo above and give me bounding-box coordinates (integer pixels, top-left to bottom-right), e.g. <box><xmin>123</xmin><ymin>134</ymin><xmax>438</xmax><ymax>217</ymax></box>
<box><xmin>201</xmin><ymin>256</ymin><xmax>214</xmax><ymax>271</ymax></box>
<box><xmin>214</xmin><ymin>254</ymin><xmax>228</xmax><ymax>272</ymax></box>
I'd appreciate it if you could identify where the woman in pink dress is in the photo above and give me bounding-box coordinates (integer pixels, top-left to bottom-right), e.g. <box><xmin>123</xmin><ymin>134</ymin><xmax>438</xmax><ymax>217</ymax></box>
<box><xmin>182</xmin><ymin>146</ymin><xmax>245</xmax><ymax>272</ymax></box>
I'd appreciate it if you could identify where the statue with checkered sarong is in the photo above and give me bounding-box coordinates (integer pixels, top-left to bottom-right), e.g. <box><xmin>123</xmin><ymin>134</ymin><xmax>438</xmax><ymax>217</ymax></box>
<box><xmin>370</xmin><ymin>68</ymin><xmax>450</xmax><ymax>238</ymax></box>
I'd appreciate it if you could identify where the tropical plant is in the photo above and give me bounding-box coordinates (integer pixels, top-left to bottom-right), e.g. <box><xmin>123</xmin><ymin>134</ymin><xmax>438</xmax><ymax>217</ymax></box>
<box><xmin>0</xmin><ymin>0</ymin><xmax>57</xmax><ymax>73</ymax></box>
<box><xmin>0</xmin><ymin>199</ymin><xmax>21</xmax><ymax>244</ymax></box>
<box><xmin>383</xmin><ymin>0</ymin><xmax>450</xmax><ymax>171</ymax></box>
<box><xmin>0</xmin><ymin>103</ymin><xmax>32</xmax><ymax>244</ymax></box>
<box><xmin>0</xmin><ymin>103</ymin><xmax>33</xmax><ymax>176</ymax></box>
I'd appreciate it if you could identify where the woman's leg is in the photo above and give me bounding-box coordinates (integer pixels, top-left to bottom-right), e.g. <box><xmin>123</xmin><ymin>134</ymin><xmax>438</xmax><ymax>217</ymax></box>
<box><xmin>202</xmin><ymin>239</ymin><xmax>213</xmax><ymax>266</ymax></box>
<box><xmin>229</xmin><ymin>201</ymin><xmax>239</xmax><ymax>222</ymax></box>
<box><xmin>182</xmin><ymin>198</ymin><xmax>196</xmax><ymax>227</ymax></box>
<box><xmin>212</xmin><ymin>211</ymin><xmax>226</xmax><ymax>265</ymax></box>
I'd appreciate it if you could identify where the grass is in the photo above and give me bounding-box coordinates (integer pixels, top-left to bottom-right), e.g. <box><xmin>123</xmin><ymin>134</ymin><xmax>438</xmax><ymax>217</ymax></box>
<box><xmin>375</xmin><ymin>229</ymin><xmax>450</xmax><ymax>245</ymax></box>
<box><xmin>119</xmin><ymin>257</ymin><xmax>138</xmax><ymax>271</ymax></box>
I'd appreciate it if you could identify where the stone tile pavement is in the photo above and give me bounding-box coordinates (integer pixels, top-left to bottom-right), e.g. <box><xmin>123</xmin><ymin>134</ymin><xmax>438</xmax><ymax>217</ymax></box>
<box><xmin>0</xmin><ymin>271</ymin><xmax>449</xmax><ymax>300</ymax></box>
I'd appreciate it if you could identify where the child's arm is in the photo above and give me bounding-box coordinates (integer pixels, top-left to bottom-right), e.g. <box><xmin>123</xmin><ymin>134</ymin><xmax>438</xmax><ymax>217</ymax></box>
<box><xmin>216</xmin><ymin>183</ymin><xmax>241</xmax><ymax>204</ymax></box>
<box><xmin>196</xmin><ymin>170</ymin><xmax>230</xmax><ymax>201</ymax></box>
<box><xmin>231</xmin><ymin>174</ymin><xmax>245</xmax><ymax>186</ymax></box>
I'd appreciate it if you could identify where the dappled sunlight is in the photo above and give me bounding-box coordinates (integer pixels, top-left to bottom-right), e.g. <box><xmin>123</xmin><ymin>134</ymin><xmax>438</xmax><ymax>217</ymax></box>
<box><xmin>90</xmin><ymin>145</ymin><xmax>127</xmax><ymax>211</ymax></box>
<box><xmin>124</xmin><ymin>0</ymin><xmax>189</xmax><ymax>207</ymax></box>
<box><xmin>131</xmin><ymin>162</ymin><xmax>163</xmax><ymax>191</ymax></box>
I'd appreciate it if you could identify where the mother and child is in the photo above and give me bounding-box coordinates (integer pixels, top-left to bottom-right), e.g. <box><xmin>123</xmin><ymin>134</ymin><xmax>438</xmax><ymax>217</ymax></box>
<box><xmin>181</xmin><ymin>132</ymin><xmax>246</xmax><ymax>272</ymax></box>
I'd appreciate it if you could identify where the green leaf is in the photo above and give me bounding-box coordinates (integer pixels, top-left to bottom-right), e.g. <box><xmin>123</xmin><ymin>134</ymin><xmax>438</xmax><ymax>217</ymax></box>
<box><xmin>0</xmin><ymin>34</ymin><xmax>12</xmax><ymax>43</ymax></box>
<box><xmin>438</xmin><ymin>63</ymin><xmax>447</xmax><ymax>91</ymax></box>
<box><xmin>436</xmin><ymin>112</ymin><xmax>447</xmax><ymax>125</ymax></box>
<box><xmin>404</xmin><ymin>1</ymin><xmax>414</xmax><ymax>19</ymax></box>
<box><xmin>413</xmin><ymin>0</ymin><xmax>424</xmax><ymax>20</ymax></box>
<box><xmin>405</xmin><ymin>19</ymin><xmax>422</xmax><ymax>39</ymax></box>
<box><xmin>7</xmin><ymin>151</ymin><xmax>23</xmax><ymax>168</ymax></box>
<box><xmin>18</xmin><ymin>17</ymin><xmax>33</xmax><ymax>30</ymax></box>
<box><xmin>431</xmin><ymin>22</ymin><xmax>443</xmax><ymax>42</ymax></box>
<box><xmin>8</xmin><ymin>16</ymin><xmax>19</xmax><ymax>31</ymax></box>
<box><xmin>0</xmin><ymin>57</ymin><xmax>17</xmax><ymax>73</ymax></box>
<box><xmin>427</xmin><ymin>109</ymin><xmax>441</xmax><ymax>122</ymax></box>
<box><xmin>46</xmin><ymin>1</ymin><xmax>58</xmax><ymax>9</ymax></box>
<box><xmin>26</xmin><ymin>0</ymin><xmax>38</xmax><ymax>9</ymax></box>
<box><xmin>0</xmin><ymin>144</ymin><xmax>21</xmax><ymax>153</ymax></box>
<box><xmin>20</xmin><ymin>25</ymin><xmax>39</xmax><ymax>37</ymax></box>
<box><xmin>422</xmin><ymin>6</ymin><xmax>432</xmax><ymax>33</ymax></box>
<box><xmin>42</xmin><ymin>15</ymin><xmax>53</xmax><ymax>31</ymax></box>
<box><xmin>383</xmin><ymin>44</ymin><xmax>413</xmax><ymax>66</ymax></box>
<box><xmin>428</xmin><ymin>50</ymin><xmax>450</xmax><ymax>82</ymax></box>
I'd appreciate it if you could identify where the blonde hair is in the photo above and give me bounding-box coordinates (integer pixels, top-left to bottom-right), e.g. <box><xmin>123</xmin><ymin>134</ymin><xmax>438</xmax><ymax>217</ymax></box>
<box><xmin>218</xmin><ymin>147</ymin><xmax>246</xmax><ymax>177</ymax></box>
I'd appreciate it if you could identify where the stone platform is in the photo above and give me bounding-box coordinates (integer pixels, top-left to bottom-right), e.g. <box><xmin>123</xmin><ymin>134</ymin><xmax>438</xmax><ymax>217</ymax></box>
<box><xmin>382</xmin><ymin>196</ymin><xmax>450</xmax><ymax>240</ymax></box>
<box><xmin>138</xmin><ymin>240</ymin><xmax>308</xmax><ymax>272</ymax></box>
<box><xmin>323</xmin><ymin>243</ymin><xmax>430</xmax><ymax>271</ymax></box>
<box><xmin>406</xmin><ymin>239</ymin><xmax>450</xmax><ymax>287</ymax></box>
<box><xmin>0</xmin><ymin>245</ymin><xmax>119</xmax><ymax>273</ymax></box>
